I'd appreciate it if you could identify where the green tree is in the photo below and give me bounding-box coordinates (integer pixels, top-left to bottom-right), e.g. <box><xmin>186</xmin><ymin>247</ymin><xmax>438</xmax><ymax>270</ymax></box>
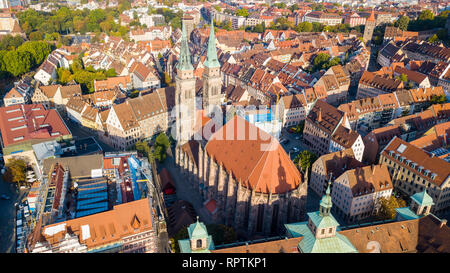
<box><xmin>0</xmin><ymin>34</ymin><xmax>24</xmax><ymax>50</ymax></box>
<box><xmin>396</xmin><ymin>73</ymin><xmax>408</xmax><ymax>82</ymax></box>
<box><xmin>105</xmin><ymin>68</ymin><xmax>117</xmax><ymax>77</ymax></box>
<box><xmin>294</xmin><ymin>150</ymin><xmax>318</xmax><ymax>172</ymax></box>
<box><xmin>418</xmin><ymin>9</ymin><xmax>434</xmax><ymax>21</ymax></box>
<box><xmin>253</xmin><ymin>23</ymin><xmax>264</xmax><ymax>33</ymax></box>
<box><xmin>312</xmin><ymin>53</ymin><xmax>331</xmax><ymax>71</ymax></box>
<box><xmin>428</xmin><ymin>34</ymin><xmax>439</xmax><ymax>43</ymax></box>
<box><xmin>3</xmin><ymin>158</ymin><xmax>27</xmax><ymax>185</ymax></box>
<box><xmin>152</xmin><ymin>132</ymin><xmax>171</xmax><ymax>163</ymax></box>
<box><xmin>295</xmin><ymin>21</ymin><xmax>313</xmax><ymax>32</ymax></box>
<box><xmin>376</xmin><ymin>195</ymin><xmax>406</xmax><ymax>220</ymax></box>
<box><xmin>289</xmin><ymin>4</ymin><xmax>299</xmax><ymax>12</ymax></box>
<box><xmin>430</xmin><ymin>94</ymin><xmax>447</xmax><ymax>104</ymax></box>
<box><xmin>395</xmin><ymin>16</ymin><xmax>410</xmax><ymax>31</ymax></box>
<box><xmin>236</xmin><ymin>8</ymin><xmax>249</xmax><ymax>18</ymax></box>
<box><xmin>3</xmin><ymin>50</ymin><xmax>33</xmax><ymax>77</ymax></box>
<box><xmin>29</xmin><ymin>31</ymin><xmax>44</xmax><ymax>41</ymax></box>
<box><xmin>17</xmin><ymin>41</ymin><xmax>52</xmax><ymax>66</ymax></box>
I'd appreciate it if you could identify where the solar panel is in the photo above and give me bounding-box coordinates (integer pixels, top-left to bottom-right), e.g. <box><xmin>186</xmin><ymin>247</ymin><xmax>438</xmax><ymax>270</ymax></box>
<box><xmin>76</xmin><ymin>207</ymin><xmax>108</xmax><ymax>218</ymax></box>
<box><xmin>77</xmin><ymin>197</ymin><xmax>107</xmax><ymax>207</ymax></box>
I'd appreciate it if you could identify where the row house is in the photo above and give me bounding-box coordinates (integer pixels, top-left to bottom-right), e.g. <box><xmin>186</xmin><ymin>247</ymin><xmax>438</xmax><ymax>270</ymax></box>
<box><xmin>356</xmin><ymin>71</ymin><xmax>404</xmax><ymax>99</ymax></box>
<box><xmin>65</xmin><ymin>97</ymin><xmax>102</xmax><ymax>131</ymax></box>
<box><xmin>94</xmin><ymin>76</ymin><xmax>132</xmax><ymax>92</ymax></box>
<box><xmin>303</xmin><ymin>99</ymin><xmax>351</xmax><ymax>156</ymax></box>
<box><xmin>30</xmin><ymin>198</ymin><xmax>158</xmax><ymax>253</ymax></box>
<box><xmin>393</xmin><ymin>66</ymin><xmax>431</xmax><ymax>89</ymax></box>
<box><xmin>100</xmin><ymin>87</ymin><xmax>175</xmax><ymax>150</ymax></box>
<box><xmin>401</xmin><ymin>40</ymin><xmax>450</xmax><ymax>64</ymax></box>
<box><xmin>409</xmin><ymin>121</ymin><xmax>450</xmax><ymax>154</ymax></box>
<box><xmin>31</xmin><ymin>84</ymin><xmax>82</xmax><ymax>115</ymax></box>
<box><xmin>309</xmin><ymin>148</ymin><xmax>364</xmax><ymax>197</ymax></box>
<box><xmin>3</xmin><ymin>76</ymin><xmax>33</xmax><ymax>107</ymax></box>
<box><xmin>314</xmin><ymin>65</ymin><xmax>350</xmax><ymax>106</ymax></box>
<box><xmin>332</xmin><ymin>164</ymin><xmax>393</xmax><ymax>223</ymax></box>
<box><xmin>130</xmin><ymin>26</ymin><xmax>172</xmax><ymax>42</ymax></box>
<box><xmin>343</xmin><ymin>13</ymin><xmax>366</xmax><ymax>27</ymax></box>
<box><xmin>277</xmin><ymin>94</ymin><xmax>307</xmax><ymax>127</ymax></box>
<box><xmin>129</xmin><ymin>62</ymin><xmax>161</xmax><ymax>91</ymax></box>
<box><xmin>329</xmin><ymin>125</ymin><xmax>365</xmax><ymax>162</ymax></box>
<box><xmin>34</xmin><ymin>50</ymin><xmax>70</xmax><ymax>85</ymax></box>
<box><xmin>377</xmin><ymin>42</ymin><xmax>406</xmax><ymax>68</ymax></box>
<box><xmin>380</xmin><ymin>137</ymin><xmax>450</xmax><ymax>215</ymax></box>
<box><xmin>303</xmin><ymin>11</ymin><xmax>343</xmax><ymax>26</ymax></box>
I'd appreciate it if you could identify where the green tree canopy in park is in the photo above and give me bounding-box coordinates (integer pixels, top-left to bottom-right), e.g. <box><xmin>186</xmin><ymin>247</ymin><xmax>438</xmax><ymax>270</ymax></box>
<box><xmin>17</xmin><ymin>41</ymin><xmax>52</xmax><ymax>65</ymax></box>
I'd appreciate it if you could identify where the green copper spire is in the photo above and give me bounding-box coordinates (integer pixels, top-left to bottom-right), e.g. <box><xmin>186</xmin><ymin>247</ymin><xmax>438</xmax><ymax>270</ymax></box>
<box><xmin>177</xmin><ymin>20</ymin><xmax>193</xmax><ymax>71</ymax></box>
<box><xmin>319</xmin><ymin>178</ymin><xmax>333</xmax><ymax>216</ymax></box>
<box><xmin>204</xmin><ymin>20</ymin><xmax>220</xmax><ymax>69</ymax></box>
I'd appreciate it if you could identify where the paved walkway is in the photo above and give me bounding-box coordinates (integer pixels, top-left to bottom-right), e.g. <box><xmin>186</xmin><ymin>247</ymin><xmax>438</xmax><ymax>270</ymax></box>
<box><xmin>161</xmin><ymin>148</ymin><xmax>213</xmax><ymax>225</ymax></box>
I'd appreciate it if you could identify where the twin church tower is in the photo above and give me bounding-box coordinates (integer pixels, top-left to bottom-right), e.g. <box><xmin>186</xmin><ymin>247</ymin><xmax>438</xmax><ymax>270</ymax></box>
<box><xmin>175</xmin><ymin>20</ymin><xmax>222</xmax><ymax>143</ymax></box>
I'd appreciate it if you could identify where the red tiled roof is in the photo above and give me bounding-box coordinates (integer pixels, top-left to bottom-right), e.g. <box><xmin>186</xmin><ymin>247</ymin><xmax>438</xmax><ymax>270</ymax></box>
<box><xmin>205</xmin><ymin>116</ymin><xmax>303</xmax><ymax>194</ymax></box>
<box><xmin>0</xmin><ymin>104</ymin><xmax>71</xmax><ymax>147</ymax></box>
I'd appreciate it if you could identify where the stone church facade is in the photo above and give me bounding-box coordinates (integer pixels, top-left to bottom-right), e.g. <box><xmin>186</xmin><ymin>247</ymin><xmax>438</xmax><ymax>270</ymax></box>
<box><xmin>175</xmin><ymin>139</ymin><xmax>307</xmax><ymax>236</ymax></box>
<box><xmin>173</xmin><ymin>20</ymin><xmax>307</xmax><ymax>237</ymax></box>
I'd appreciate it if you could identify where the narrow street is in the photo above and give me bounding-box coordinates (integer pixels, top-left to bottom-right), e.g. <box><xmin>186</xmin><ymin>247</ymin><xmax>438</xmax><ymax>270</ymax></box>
<box><xmin>160</xmin><ymin>147</ymin><xmax>213</xmax><ymax>225</ymax></box>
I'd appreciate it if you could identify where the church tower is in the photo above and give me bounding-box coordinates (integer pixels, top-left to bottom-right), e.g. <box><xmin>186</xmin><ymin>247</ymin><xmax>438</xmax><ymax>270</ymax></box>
<box><xmin>175</xmin><ymin>20</ymin><xmax>196</xmax><ymax>144</ymax></box>
<box><xmin>363</xmin><ymin>9</ymin><xmax>376</xmax><ymax>46</ymax></box>
<box><xmin>202</xmin><ymin>21</ymin><xmax>223</xmax><ymax>114</ymax></box>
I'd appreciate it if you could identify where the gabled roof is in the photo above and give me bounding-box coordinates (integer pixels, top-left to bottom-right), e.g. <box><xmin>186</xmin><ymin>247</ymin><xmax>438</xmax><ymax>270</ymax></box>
<box><xmin>205</xmin><ymin>115</ymin><xmax>303</xmax><ymax>194</ymax></box>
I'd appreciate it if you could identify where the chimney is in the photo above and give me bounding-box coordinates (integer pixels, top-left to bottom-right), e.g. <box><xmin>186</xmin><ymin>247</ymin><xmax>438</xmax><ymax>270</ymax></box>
<box><xmin>440</xmin><ymin>219</ymin><xmax>447</xmax><ymax>229</ymax></box>
<box><xmin>318</xmin><ymin>109</ymin><xmax>322</xmax><ymax>122</ymax></box>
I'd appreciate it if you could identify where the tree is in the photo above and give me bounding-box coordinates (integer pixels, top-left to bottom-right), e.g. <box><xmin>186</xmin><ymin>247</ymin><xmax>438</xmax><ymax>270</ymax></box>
<box><xmin>105</xmin><ymin>68</ymin><xmax>117</xmax><ymax>77</ymax></box>
<box><xmin>323</xmin><ymin>57</ymin><xmax>341</xmax><ymax>70</ymax></box>
<box><xmin>163</xmin><ymin>72</ymin><xmax>173</xmax><ymax>86</ymax></box>
<box><xmin>3</xmin><ymin>50</ymin><xmax>33</xmax><ymax>77</ymax></box>
<box><xmin>29</xmin><ymin>31</ymin><xmax>44</xmax><ymax>41</ymax></box>
<box><xmin>3</xmin><ymin>158</ymin><xmax>27</xmax><ymax>185</ymax></box>
<box><xmin>376</xmin><ymin>195</ymin><xmax>406</xmax><ymax>220</ymax></box>
<box><xmin>295</xmin><ymin>21</ymin><xmax>313</xmax><ymax>33</ymax></box>
<box><xmin>312</xmin><ymin>53</ymin><xmax>331</xmax><ymax>71</ymax></box>
<box><xmin>289</xmin><ymin>4</ymin><xmax>299</xmax><ymax>12</ymax></box>
<box><xmin>0</xmin><ymin>34</ymin><xmax>24</xmax><ymax>50</ymax></box>
<box><xmin>213</xmin><ymin>5</ymin><xmax>221</xmax><ymax>12</ymax></box>
<box><xmin>428</xmin><ymin>34</ymin><xmax>439</xmax><ymax>43</ymax></box>
<box><xmin>152</xmin><ymin>132</ymin><xmax>171</xmax><ymax>163</ymax></box>
<box><xmin>253</xmin><ymin>23</ymin><xmax>264</xmax><ymax>33</ymax></box>
<box><xmin>236</xmin><ymin>8</ymin><xmax>249</xmax><ymax>18</ymax></box>
<box><xmin>294</xmin><ymin>150</ymin><xmax>318</xmax><ymax>172</ymax></box>
<box><xmin>17</xmin><ymin>41</ymin><xmax>52</xmax><ymax>66</ymax></box>
<box><xmin>430</xmin><ymin>94</ymin><xmax>447</xmax><ymax>104</ymax></box>
<box><xmin>418</xmin><ymin>10</ymin><xmax>434</xmax><ymax>21</ymax></box>
<box><xmin>395</xmin><ymin>16</ymin><xmax>410</xmax><ymax>31</ymax></box>
<box><xmin>396</xmin><ymin>73</ymin><xmax>408</xmax><ymax>82</ymax></box>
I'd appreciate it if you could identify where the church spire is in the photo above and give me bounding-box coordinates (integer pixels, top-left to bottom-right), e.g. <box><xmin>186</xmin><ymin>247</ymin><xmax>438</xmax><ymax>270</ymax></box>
<box><xmin>204</xmin><ymin>20</ymin><xmax>220</xmax><ymax>69</ymax></box>
<box><xmin>177</xmin><ymin>20</ymin><xmax>193</xmax><ymax>71</ymax></box>
<box><xmin>319</xmin><ymin>175</ymin><xmax>333</xmax><ymax>217</ymax></box>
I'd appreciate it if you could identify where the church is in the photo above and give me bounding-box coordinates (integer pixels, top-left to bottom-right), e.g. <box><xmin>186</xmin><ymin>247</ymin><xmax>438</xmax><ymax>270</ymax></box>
<box><xmin>173</xmin><ymin>21</ymin><xmax>308</xmax><ymax>237</ymax></box>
